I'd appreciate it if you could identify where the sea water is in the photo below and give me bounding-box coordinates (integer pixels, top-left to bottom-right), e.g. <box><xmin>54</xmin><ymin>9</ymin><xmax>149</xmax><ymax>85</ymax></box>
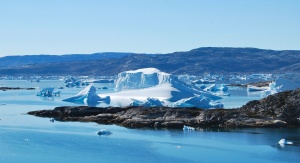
<box><xmin>0</xmin><ymin>80</ymin><xmax>299</xmax><ymax>163</ymax></box>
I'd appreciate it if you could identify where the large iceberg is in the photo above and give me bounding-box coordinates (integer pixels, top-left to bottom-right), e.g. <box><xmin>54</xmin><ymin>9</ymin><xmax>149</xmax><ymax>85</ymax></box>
<box><xmin>102</xmin><ymin>68</ymin><xmax>222</xmax><ymax>108</ymax></box>
<box><xmin>264</xmin><ymin>74</ymin><xmax>300</xmax><ymax>95</ymax></box>
<box><xmin>63</xmin><ymin>85</ymin><xmax>110</xmax><ymax>105</ymax></box>
<box><xmin>115</xmin><ymin>68</ymin><xmax>171</xmax><ymax>91</ymax></box>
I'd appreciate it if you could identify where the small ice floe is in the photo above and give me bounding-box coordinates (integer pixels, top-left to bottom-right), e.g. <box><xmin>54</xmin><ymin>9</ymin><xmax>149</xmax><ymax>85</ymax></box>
<box><xmin>183</xmin><ymin>125</ymin><xmax>195</xmax><ymax>131</ymax></box>
<box><xmin>97</xmin><ymin>129</ymin><xmax>112</xmax><ymax>136</ymax></box>
<box><xmin>175</xmin><ymin>146</ymin><xmax>181</xmax><ymax>149</ymax></box>
<box><xmin>278</xmin><ymin>139</ymin><xmax>293</xmax><ymax>147</ymax></box>
<box><xmin>50</xmin><ymin>118</ymin><xmax>55</xmax><ymax>122</ymax></box>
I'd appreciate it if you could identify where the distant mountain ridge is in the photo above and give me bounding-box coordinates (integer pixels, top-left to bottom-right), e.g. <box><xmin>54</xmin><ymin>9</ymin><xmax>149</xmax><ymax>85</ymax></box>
<box><xmin>0</xmin><ymin>47</ymin><xmax>299</xmax><ymax>76</ymax></box>
<box><xmin>0</xmin><ymin>52</ymin><xmax>131</xmax><ymax>68</ymax></box>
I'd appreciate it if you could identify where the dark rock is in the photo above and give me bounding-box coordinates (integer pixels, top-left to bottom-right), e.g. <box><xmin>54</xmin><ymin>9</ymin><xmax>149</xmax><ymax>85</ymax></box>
<box><xmin>227</xmin><ymin>81</ymin><xmax>272</xmax><ymax>88</ymax></box>
<box><xmin>0</xmin><ymin>87</ymin><xmax>36</xmax><ymax>91</ymax></box>
<box><xmin>27</xmin><ymin>88</ymin><xmax>300</xmax><ymax>129</ymax></box>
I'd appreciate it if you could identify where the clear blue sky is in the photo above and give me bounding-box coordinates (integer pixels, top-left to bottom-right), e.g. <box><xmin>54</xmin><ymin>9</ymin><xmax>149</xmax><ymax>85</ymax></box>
<box><xmin>0</xmin><ymin>0</ymin><xmax>299</xmax><ymax>56</ymax></box>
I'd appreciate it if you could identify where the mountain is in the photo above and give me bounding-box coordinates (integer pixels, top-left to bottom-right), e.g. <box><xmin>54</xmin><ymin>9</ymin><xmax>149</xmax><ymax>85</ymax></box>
<box><xmin>0</xmin><ymin>52</ymin><xmax>131</xmax><ymax>68</ymax></box>
<box><xmin>0</xmin><ymin>47</ymin><xmax>299</xmax><ymax>76</ymax></box>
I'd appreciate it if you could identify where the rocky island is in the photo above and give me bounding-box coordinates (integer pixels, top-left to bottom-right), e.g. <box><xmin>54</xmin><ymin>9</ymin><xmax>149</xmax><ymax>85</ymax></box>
<box><xmin>27</xmin><ymin>88</ymin><xmax>300</xmax><ymax>129</ymax></box>
<box><xmin>0</xmin><ymin>87</ymin><xmax>35</xmax><ymax>91</ymax></box>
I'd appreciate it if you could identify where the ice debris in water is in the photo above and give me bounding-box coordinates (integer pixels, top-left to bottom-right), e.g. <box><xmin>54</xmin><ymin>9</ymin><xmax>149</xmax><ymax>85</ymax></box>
<box><xmin>204</xmin><ymin>84</ymin><xmax>228</xmax><ymax>92</ymax></box>
<box><xmin>278</xmin><ymin>139</ymin><xmax>293</xmax><ymax>147</ymax></box>
<box><xmin>183</xmin><ymin>125</ymin><xmax>195</xmax><ymax>131</ymax></box>
<box><xmin>97</xmin><ymin>129</ymin><xmax>112</xmax><ymax>136</ymax></box>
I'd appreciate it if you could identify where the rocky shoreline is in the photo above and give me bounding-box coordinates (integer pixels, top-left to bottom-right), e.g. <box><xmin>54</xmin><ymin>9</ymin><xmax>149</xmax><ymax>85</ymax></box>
<box><xmin>27</xmin><ymin>88</ymin><xmax>300</xmax><ymax>129</ymax></box>
<box><xmin>227</xmin><ymin>81</ymin><xmax>272</xmax><ymax>88</ymax></box>
<box><xmin>1</xmin><ymin>87</ymin><xmax>35</xmax><ymax>91</ymax></box>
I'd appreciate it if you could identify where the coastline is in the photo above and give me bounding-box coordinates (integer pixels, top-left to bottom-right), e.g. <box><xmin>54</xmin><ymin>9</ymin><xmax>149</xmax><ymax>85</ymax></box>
<box><xmin>27</xmin><ymin>88</ymin><xmax>300</xmax><ymax>129</ymax></box>
<box><xmin>0</xmin><ymin>87</ymin><xmax>35</xmax><ymax>91</ymax></box>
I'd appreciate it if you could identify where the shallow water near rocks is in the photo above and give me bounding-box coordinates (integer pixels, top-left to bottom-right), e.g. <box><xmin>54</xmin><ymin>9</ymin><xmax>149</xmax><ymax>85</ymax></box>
<box><xmin>0</xmin><ymin>80</ymin><xmax>299</xmax><ymax>162</ymax></box>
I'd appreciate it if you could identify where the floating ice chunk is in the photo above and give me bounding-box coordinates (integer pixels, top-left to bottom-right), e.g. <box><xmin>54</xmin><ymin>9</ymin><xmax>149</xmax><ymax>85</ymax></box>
<box><xmin>205</xmin><ymin>84</ymin><xmax>228</xmax><ymax>92</ymax></box>
<box><xmin>213</xmin><ymin>92</ymin><xmax>230</xmax><ymax>96</ymax></box>
<box><xmin>247</xmin><ymin>86</ymin><xmax>268</xmax><ymax>92</ymax></box>
<box><xmin>97</xmin><ymin>129</ymin><xmax>112</xmax><ymax>136</ymax></box>
<box><xmin>36</xmin><ymin>87</ymin><xmax>55</xmax><ymax>97</ymax></box>
<box><xmin>130</xmin><ymin>97</ymin><xmax>164</xmax><ymax>107</ymax></box>
<box><xmin>278</xmin><ymin>139</ymin><xmax>293</xmax><ymax>147</ymax></box>
<box><xmin>63</xmin><ymin>85</ymin><xmax>110</xmax><ymax>105</ymax></box>
<box><xmin>169</xmin><ymin>95</ymin><xmax>223</xmax><ymax>109</ymax></box>
<box><xmin>192</xmin><ymin>79</ymin><xmax>215</xmax><ymax>84</ymax></box>
<box><xmin>65</xmin><ymin>77</ymin><xmax>81</xmax><ymax>87</ymax></box>
<box><xmin>183</xmin><ymin>125</ymin><xmax>195</xmax><ymax>131</ymax></box>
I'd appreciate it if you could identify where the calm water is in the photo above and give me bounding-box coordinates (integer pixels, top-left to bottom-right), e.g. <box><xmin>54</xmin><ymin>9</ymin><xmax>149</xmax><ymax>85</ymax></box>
<box><xmin>0</xmin><ymin>80</ymin><xmax>299</xmax><ymax>163</ymax></box>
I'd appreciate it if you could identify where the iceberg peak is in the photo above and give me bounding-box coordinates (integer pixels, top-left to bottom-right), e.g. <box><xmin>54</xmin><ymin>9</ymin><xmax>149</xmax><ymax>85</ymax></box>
<box><xmin>125</xmin><ymin>68</ymin><xmax>169</xmax><ymax>75</ymax></box>
<box><xmin>63</xmin><ymin>85</ymin><xmax>110</xmax><ymax>105</ymax></box>
<box><xmin>115</xmin><ymin>67</ymin><xmax>172</xmax><ymax>91</ymax></box>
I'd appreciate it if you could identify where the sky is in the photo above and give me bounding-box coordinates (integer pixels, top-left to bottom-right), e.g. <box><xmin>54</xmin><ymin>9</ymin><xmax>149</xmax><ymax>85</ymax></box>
<box><xmin>0</xmin><ymin>0</ymin><xmax>299</xmax><ymax>56</ymax></box>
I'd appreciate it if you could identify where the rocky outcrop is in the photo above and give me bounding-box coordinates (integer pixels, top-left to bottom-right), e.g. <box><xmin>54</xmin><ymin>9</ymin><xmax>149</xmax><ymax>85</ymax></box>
<box><xmin>27</xmin><ymin>88</ymin><xmax>300</xmax><ymax>129</ymax></box>
<box><xmin>227</xmin><ymin>81</ymin><xmax>272</xmax><ymax>88</ymax></box>
<box><xmin>1</xmin><ymin>87</ymin><xmax>35</xmax><ymax>91</ymax></box>
<box><xmin>240</xmin><ymin>88</ymin><xmax>300</xmax><ymax>125</ymax></box>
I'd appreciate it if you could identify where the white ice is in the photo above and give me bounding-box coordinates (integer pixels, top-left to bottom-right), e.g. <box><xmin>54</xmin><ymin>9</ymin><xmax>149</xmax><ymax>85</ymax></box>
<box><xmin>264</xmin><ymin>74</ymin><xmax>300</xmax><ymax>95</ymax></box>
<box><xmin>183</xmin><ymin>125</ymin><xmax>195</xmax><ymax>131</ymax></box>
<box><xmin>130</xmin><ymin>97</ymin><xmax>164</xmax><ymax>107</ymax></box>
<box><xmin>101</xmin><ymin>68</ymin><xmax>223</xmax><ymax>108</ymax></box>
<box><xmin>278</xmin><ymin>139</ymin><xmax>293</xmax><ymax>147</ymax></box>
<box><xmin>63</xmin><ymin>85</ymin><xmax>110</xmax><ymax>105</ymax></box>
<box><xmin>115</xmin><ymin>68</ymin><xmax>171</xmax><ymax>91</ymax></box>
<box><xmin>169</xmin><ymin>95</ymin><xmax>224</xmax><ymax>109</ymax></box>
<box><xmin>204</xmin><ymin>84</ymin><xmax>228</xmax><ymax>92</ymax></box>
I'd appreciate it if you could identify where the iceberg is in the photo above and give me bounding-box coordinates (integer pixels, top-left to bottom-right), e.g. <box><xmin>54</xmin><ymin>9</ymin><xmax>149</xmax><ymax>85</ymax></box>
<box><xmin>204</xmin><ymin>84</ymin><xmax>228</xmax><ymax>92</ymax></box>
<box><xmin>169</xmin><ymin>95</ymin><xmax>223</xmax><ymax>109</ymax></box>
<box><xmin>278</xmin><ymin>139</ymin><xmax>293</xmax><ymax>147</ymax></box>
<box><xmin>192</xmin><ymin>79</ymin><xmax>215</xmax><ymax>84</ymax></box>
<box><xmin>183</xmin><ymin>125</ymin><xmax>195</xmax><ymax>131</ymax></box>
<box><xmin>247</xmin><ymin>86</ymin><xmax>268</xmax><ymax>92</ymax></box>
<box><xmin>36</xmin><ymin>87</ymin><xmax>60</xmax><ymax>97</ymax></box>
<box><xmin>264</xmin><ymin>74</ymin><xmax>300</xmax><ymax>95</ymax></box>
<box><xmin>65</xmin><ymin>77</ymin><xmax>81</xmax><ymax>87</ymax></box>
<box><xmin>101</xmin><ymin>68</ymin><xmax>223</xmax><ymax>108</ymax></box>
<box><xmin>115</xmin><ymin>68</ymin><xmax>172</xmax><ymax>91</ymax></box>
<box><xmin>130</xmin><ymin>97</ymin><xmax>164</xmax><ymax>107</ymax></box>
<box><xmin>63</xmin><ymin>85</ymin><xmax>110</xmax><ymax>105</ymax></box>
